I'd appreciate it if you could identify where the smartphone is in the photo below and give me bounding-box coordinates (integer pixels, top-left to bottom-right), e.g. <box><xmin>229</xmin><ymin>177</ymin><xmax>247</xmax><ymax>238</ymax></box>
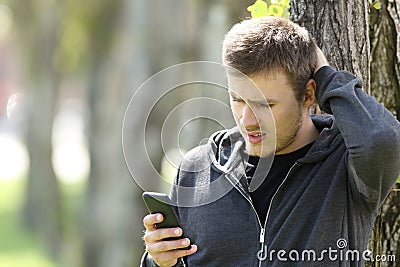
<box><xmin>142</xmin><ymin>192</ymin><xmax>191</xmax><ymax>249</ymax></box>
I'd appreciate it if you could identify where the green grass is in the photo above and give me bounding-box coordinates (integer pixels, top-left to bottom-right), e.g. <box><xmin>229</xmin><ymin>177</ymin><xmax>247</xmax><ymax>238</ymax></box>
<box><xmin>0</xmin><ymin>252</ymin><xmax>55</xmax><ymax>267</ymax></box>
<box><xmin>0</xmin><ymin>177</ymin><xmax>57</xmax><ymax>267</ymax></box>
<box><xmin>59</xmin><ymin>180</ymin><xmax>86</xmax><ymax>267</ymax></box>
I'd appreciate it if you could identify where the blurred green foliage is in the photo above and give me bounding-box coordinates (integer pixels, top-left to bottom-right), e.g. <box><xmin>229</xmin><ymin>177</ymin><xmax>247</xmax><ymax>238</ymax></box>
<box><xmin>8</xmin><ymin>0</ymin><xmax>122</xmax><ymax>75</ymax></box>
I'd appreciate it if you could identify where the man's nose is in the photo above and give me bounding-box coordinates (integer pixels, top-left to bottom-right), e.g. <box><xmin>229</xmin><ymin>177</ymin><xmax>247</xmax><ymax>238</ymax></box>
<box><xmin>241</xmin><ymin>104</ymin><xmax>259</xmax><ymax>129</ymax></box>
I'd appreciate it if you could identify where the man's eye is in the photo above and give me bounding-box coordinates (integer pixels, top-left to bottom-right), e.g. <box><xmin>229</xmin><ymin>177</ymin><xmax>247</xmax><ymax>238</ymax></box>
<box><xmin>232</xmin><ymin>98</ymin><xmax>244</xmax><ymax>103</ymax></box>
<box><xmin>258</xmin><ymin>103</ymin><xmax>274</xmax><ymax>108</ymax></box>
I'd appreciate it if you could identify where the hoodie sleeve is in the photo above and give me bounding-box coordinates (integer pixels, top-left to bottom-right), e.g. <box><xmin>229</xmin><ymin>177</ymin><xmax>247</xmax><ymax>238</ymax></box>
<box><xmin>140</xmin><ymin>252</ymin><xmax>159</xmax><ymax>267</ymax></box>
<box><xmin>140</xmin><ymin>249</ymin><xmax>186</xmax><ymax>267</ymax></box>
<box><xmin>314</xmin><ymin>66</ymin><xmax>400</xmax><ymax>211</ymax></box>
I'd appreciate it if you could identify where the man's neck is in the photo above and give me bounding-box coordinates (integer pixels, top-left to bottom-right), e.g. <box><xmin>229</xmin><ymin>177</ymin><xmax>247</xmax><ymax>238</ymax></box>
<box><xmin>276</xmin><ymin>116</ymin><xmax>319</xmax><ymax>155</ymax></box>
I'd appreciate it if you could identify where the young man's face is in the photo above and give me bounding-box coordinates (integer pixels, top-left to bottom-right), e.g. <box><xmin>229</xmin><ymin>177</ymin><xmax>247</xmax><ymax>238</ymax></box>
<box><xmin>228</xmin><ymin>70</ymin><xmax>305</xmax><ymax>157</ymax></box>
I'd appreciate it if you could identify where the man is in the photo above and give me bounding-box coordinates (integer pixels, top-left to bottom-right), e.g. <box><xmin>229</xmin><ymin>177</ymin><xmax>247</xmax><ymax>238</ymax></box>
<box><xmin>141</xmin><ymin>16</ymin><xmax>400</xmax><ymax>266</ymax></box>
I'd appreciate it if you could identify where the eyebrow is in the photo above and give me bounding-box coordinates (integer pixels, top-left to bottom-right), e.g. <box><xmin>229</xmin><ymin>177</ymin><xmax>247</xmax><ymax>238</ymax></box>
<box><xmin>228</xmin><ymin>91</ymin><xmax>279</xmax><ymax>104</ymax></box>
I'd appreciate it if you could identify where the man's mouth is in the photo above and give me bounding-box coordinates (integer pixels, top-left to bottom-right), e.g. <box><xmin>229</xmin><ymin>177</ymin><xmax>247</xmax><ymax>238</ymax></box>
<box><xmin>247</xmin><ymin>131</ymin><xmax>267</xmax><ymax>144</ymax></box>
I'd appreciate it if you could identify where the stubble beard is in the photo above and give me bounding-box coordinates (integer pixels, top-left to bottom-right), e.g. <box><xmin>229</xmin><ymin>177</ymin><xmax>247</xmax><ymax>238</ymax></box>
<box><xmin>275</xmin><ymin>109</ymin><xmax>304</xmax><ymax>154</ymax></box>
<box><xmin>239</xmin><ymin>106</ymin><xmax>304</xmax><ymax>157</ymax></box>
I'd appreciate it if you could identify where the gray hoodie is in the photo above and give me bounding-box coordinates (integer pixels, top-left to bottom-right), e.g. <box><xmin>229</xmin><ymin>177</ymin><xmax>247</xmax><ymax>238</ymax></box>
<box><xmin>141</xmin><ymin>66</ymin><xmax>400</xmax><ymax>266</ymax></box>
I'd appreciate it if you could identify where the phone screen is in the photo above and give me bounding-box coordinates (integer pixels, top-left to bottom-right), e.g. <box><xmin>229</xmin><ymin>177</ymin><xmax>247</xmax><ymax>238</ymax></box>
<box><xmin>142</xmin><ymin>192</ymin><xmax>191</xmax><ymax>249</ymax></box>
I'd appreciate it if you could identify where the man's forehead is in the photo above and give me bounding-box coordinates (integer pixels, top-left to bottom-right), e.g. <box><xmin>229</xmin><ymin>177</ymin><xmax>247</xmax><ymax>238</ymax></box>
<box><xmin>227</xmin><ymin>70</ymin><xmax>293</xmax><ymax>99</ymax></box>
<box><xmin>227</xmin><ymin>76</ymin><xmax>260</xmax><ymax>90</ymax></box>
<box><xmin>227</xmin><ymin>68</ymin><xmax>283</xmax><ymax>80</ymax></box>
<box><xmin>227</xmin><ymin>76</ymin><xmax>267</xmax><ymax>99</ymax></box>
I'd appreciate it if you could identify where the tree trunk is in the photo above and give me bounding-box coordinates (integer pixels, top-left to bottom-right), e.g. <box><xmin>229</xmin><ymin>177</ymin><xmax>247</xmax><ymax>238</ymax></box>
<box><xmin>370</xmin><ymin>0</ymin><xmax>400</xmax><ymax>120</ymax></box>
<box><xmin>15</xmin><ymin>0</ymin><xmax>63</xmax><ymax>260</ymax></box>
<box><xmin>290</xmin><ymin>0</ymin><xmax>400</xmax><ymax>266</ymax></box>
<box><xmin>82</xmin><ymin>0</ymin><xmax>148</xmax><ymax>266</ymax></box>
<box><xmin>369</xmin><ymin>1</ymin><xmax>400</xmax><ymax>265</ymax></box>
<box><xmin>290</xmin><ymin>0</ymin><xmax>370</xmax><ymax>91</ymax></box>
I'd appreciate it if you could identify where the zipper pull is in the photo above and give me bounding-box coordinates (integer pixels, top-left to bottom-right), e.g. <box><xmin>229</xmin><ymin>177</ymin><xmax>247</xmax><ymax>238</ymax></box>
<box><xmin>259</xmin><ymin>228</ymin><xmax>265</xmax><ymax>243</ymax></box>
<box><xmin>258</xmin><ymin>228</ymin><xmax>267</xmax><ymax>262</ymax></box>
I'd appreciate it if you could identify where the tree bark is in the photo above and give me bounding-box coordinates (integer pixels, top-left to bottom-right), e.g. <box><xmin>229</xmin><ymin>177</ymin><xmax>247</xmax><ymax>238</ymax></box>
<box><xmin>369</xmin><ymin>1</ymin><xmax>400</xmax><ymax>265</ymax></box>
<box><xmin>376</xmin><ymin>186</ymin><xmax>400</xmax><ymax>267</ymax></box>
<box><xmin>290</xmin><ymin>0</ymin><xmax>370</xmax><ymax>92</ymax></box>
<box><xmin>290</xmin><ymin>0</ymin><xmax>400</xmax><ymax>266</ymax></box>
<box><xmin>370</xmin><ymin>0</ymin><xmax>400</xmax><ymax>120</ymax></box>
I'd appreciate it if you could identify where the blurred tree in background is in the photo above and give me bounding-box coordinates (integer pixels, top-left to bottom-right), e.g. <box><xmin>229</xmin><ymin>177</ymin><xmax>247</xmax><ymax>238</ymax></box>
<box><xmin>2</xmin><ymin>0</ymin><xmax>253</xmax><ymax>266</ymax></box>
<box><xmin>12</xmin><ymin>0</ymin><xmax>63</xmax><ymax>261</ymax></box>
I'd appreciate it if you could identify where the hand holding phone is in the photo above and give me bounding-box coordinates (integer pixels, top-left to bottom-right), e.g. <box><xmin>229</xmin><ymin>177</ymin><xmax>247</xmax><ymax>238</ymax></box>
<box><xmin>142</xmin><ymin>192</ymin><xmax>189</xmax><ymax>241</ymax></box>
<box><xmin>142</xmin><ymin>192</ymin><xmax>197</xmax><ymax>267</ymax></box>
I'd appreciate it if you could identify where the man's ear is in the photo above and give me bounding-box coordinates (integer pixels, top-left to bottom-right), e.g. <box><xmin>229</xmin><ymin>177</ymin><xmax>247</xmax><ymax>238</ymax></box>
<box><xmin>303</xmin><ymin>79</ymin><xmax>317</xmax><ymax>108</ymax></box>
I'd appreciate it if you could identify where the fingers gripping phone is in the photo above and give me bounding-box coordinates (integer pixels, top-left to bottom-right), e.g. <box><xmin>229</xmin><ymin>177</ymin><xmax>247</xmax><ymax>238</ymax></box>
<box><xmin>142</xmin><ymin>192</ymin><xmax>191</xmax><ymax>250</ymax></box>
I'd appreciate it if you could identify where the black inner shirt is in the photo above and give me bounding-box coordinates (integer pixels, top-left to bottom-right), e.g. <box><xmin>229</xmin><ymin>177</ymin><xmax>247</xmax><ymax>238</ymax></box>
<box><xmin>244</xmin><ymin>142</ymin><xmax>314</xmax><ymax>225</ymax></box>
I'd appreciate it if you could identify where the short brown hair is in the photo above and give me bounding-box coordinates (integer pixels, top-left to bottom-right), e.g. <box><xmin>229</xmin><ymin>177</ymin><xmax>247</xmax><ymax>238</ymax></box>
<box><xmin>222</xmin><ymin>16</ymin><xmax>317</xmax><ymax>101</ymax></box>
